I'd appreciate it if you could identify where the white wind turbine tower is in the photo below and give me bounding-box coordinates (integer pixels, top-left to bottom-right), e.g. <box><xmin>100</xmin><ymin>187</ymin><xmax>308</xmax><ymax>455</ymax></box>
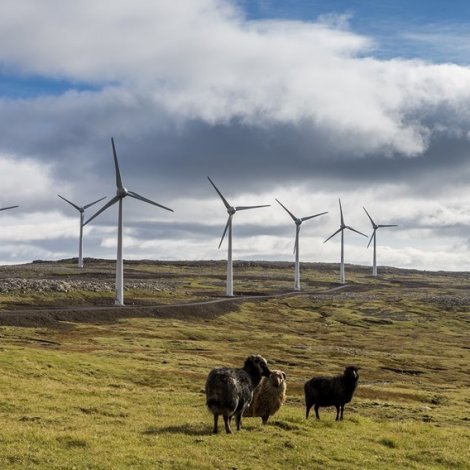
<box><xmin>324</xmin><ymin>199</ymin><xmax>367</xmax><ymax>284</ymax></box>
<box><xmin>208</xmin><ymin>176</ymin><xmax>270</xmax><ymax>297</ymax></box>
<box><xmin>84</xmin><ymin>137</ymin><xmax>174</xmax><ymax>306</ymax></box>
<box><xmin>57</xmin><ymin>195</ymin><xmax>106</xmax><ymax>268</ymax></box>
<box><xmin>363</xmin><ymin>206</ymin><xmax>398</xmax><ymax>277</ymax></box>
<box><xmin>276</xmin><ymin>198</ymin><xmax>327</xmax><ymax>291</ymax></box>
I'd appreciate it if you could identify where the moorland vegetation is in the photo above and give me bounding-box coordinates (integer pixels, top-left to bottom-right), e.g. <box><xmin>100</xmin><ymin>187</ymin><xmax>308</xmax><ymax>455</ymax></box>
<box><xmin>0</xmin><ymin>259</ymin><xmax>469</xmax><ymax>469</ymax></box>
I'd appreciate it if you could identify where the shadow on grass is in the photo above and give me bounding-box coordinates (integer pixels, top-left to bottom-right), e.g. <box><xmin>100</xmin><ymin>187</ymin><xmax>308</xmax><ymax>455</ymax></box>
<box><xmin>144</xmin><ymin>424</ymin><xmax>208</xmax><ymax>436</ymax></box>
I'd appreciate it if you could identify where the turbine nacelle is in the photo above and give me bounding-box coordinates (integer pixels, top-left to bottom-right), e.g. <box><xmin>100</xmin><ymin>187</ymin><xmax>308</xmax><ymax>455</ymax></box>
<box><xmin>117</xmin><ymin>187</ymin><xmax>129</xmax><ymax>198</ymax></box>
<box><xmin>363</xmin><ymin>206</ymin><xmax>398</xmax><ymax>249</ymax></box>
<box><xmin>208</xmin><ymin>176</ymin><xmax>270</xmax><ymax>249</ymax></box>
<box><xmin>84</xmin><ymin>138</ymin><xmax>173</xmax><ymax>228</ymax></box>
<box><xmin>324</xmin><ymin>199</ymin><xmax>367</xmax><ymax>244</ymax></box>
<box><xmin>58</xmin><ymin>194</ymin><xmax>106</xmax><ymax>217</ymax></box>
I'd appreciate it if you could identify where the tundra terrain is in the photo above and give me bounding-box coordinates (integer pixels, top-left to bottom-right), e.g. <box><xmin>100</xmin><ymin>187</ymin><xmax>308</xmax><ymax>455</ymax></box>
<box><xmin>0</xmin><ymin>259</ymin><xmax>469</xmax><ymax>469</ymax></box>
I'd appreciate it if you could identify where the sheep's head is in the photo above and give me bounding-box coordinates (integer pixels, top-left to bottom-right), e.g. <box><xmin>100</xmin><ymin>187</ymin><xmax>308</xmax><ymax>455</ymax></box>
<box><xmin>244</xmin><ymin>354</ymin><xmax>271</xmax><ymax>378</ymax></box>
<box><xmin>268</xmin><ymin>370</ymin><xmax>287</xmax><ymax>388</ymax></box>
<box><xmin>344</xmin><ymin>366</ymin><xmax>359</xmax><ymax>382</ymax></box>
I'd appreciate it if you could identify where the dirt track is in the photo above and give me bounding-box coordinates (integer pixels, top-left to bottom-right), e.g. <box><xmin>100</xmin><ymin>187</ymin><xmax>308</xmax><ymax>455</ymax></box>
<box><xmin>0</xmin><ymin>286</ymin><xmax>353</xmax><ymax>328</ymax></box>
<box><xmin>2</xmin><ymin>258</ymin><xmax>469</xmax><ymax>328</ymax></box>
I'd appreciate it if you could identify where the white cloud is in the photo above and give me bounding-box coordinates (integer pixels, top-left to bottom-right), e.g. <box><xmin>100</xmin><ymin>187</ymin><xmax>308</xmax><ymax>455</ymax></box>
<box><xmin>0</xmin><ymin>153</ymin><xmax>60</xmax><ymax>206</ymax></box>
<box><xmin>2</xmin><ymin>0</ymin><xmax>470</xmax><ymax>159</ymax></box>
<box><xmin>1</xmin><ymin>1</ymin><xmax>470</xmax><ymax>270</ymax></box>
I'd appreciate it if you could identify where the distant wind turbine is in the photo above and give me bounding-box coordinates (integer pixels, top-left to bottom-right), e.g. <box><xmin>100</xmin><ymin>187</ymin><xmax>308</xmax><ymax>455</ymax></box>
<box><xmin>276</xmin><ymin>198</ymin><xmax>327</xmax><ymax>291</ymax></box>
<box><xmin>208</xmin><ymin>176</ymin><xmax>270</xmax><ymax>296</ymax></box>
<box><xmin>363</xmin><ymin>206</ymin><xmax>398</xmax><ymax>277</ymax></box>
<box><xmin>58</xmin><ymin>195</ymin><xmax>106</xmax><ymax>268</ymax></box>
<box><xmin>84</xmin><ymin>137</ymin><xmax>174</xmax><ymax>306</ymax></box>
<box><xmin>324</xmin><ymin>199</ymin><xmax>367</xmax><ymax>284</ymax></box>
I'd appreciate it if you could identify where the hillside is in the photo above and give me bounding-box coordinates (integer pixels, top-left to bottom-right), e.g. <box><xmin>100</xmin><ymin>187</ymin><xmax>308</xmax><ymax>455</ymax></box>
<box><xmin>0</xmin><ymin>259</ymin><xmax>469</xmax><ymax>468</ymax></box>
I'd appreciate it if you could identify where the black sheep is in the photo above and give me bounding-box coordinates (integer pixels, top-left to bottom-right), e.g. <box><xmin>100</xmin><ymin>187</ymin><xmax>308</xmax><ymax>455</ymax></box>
<box><xmin>205</xmin><ymin>354</ymin><xmax>271</xmax><ymax>434</ymax></box>
<box><xmin>304</xmin><ymin>366</ymin><xmax>359</xmax><ymax>421</ymax></box>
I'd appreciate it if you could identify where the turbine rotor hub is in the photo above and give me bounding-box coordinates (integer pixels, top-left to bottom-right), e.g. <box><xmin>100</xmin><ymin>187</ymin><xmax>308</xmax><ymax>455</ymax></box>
<box><xmin>117</xmin><ymin>187</ymin><xmax>128</xmax><ymax>197</ymax></box>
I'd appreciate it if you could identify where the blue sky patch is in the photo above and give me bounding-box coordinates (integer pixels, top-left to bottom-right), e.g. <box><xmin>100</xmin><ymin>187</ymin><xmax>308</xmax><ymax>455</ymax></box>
<box><xmin>0</xmin><ymin>70</ymin><xmax>100</xmax><ymax>99</ymax></box>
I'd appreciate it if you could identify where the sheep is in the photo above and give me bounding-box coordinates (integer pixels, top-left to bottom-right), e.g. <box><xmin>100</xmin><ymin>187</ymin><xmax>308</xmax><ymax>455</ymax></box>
<box><xmin>205</xmin><ymin>354</ymin><xmax>271</xmax><ymax>434</ymax></box>
<box><xmin>244</xmin><ymin>369</ymin><xmax>287</xmax><ymax>424</ymax></box>
<box><xmin>304</xmin><ymin>366</ymin><xmax>359</xmax><ymax>421</ymax></box>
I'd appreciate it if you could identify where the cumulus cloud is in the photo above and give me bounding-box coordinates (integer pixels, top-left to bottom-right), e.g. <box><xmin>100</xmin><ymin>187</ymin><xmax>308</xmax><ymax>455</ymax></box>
<box><xmin>2</xmin><ymin>0</ymin><xmax>470</xmax><ymax>159</ymax></box>
<box><xmin>0</xmin><ymin>1</ymin><xmax>470</xmax><ymax>269</ymax></box>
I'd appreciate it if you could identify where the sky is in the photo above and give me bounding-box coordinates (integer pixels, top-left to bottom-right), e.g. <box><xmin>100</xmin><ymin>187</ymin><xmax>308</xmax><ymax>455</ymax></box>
<box><xmin>1</xmin><ymin>0</ymin><xmax>470</xmax><ymax>271</ymax></box>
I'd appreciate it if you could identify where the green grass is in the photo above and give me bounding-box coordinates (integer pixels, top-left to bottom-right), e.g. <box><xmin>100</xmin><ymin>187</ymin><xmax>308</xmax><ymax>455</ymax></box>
<box><xmin>0</xmin><ymin>260</ymin><xmax>469</xmax><ymax>468</ymax></box>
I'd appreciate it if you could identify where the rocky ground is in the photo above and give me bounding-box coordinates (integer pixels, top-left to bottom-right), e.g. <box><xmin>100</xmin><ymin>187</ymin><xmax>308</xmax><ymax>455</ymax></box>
<box><xmin>0</xmin><ymin>258</ymin><xmax>469</xmax><ymax>328</ymax></box>
<box><xmin>0</xmin><ymin>278</ymin><xmax>168</xmax><ymax>294</ymax></box>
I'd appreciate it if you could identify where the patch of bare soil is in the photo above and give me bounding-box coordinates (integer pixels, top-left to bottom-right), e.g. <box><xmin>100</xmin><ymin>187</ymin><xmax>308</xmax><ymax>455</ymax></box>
<box><xmin>0</xmin><ymin>298</ymin><xmax>245</xmax><ymax>328</ymax></box>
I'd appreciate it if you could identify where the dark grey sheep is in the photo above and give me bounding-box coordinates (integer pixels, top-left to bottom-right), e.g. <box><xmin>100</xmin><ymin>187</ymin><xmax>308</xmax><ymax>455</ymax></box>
<box><xmin>304</xmin><ymin>366</ymin><xmax>359</xmax><ymax>421</ymax></box>
<box><xmin>205</xmin><ymin>354</ymin><xmax>271</xmax><ymax>434</ymax></box>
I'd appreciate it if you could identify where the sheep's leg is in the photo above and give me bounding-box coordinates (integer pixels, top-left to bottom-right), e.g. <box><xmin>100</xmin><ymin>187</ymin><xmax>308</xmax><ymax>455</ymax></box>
<box><xmin>223</xmin><ymin>414</ymin><xmax>232</xmax><ymax>434</ymax></box>
<box><xmin>235</xmin><ymin>412</ymin><xmax>242</xmax><ymax>431</ymax></box>
<box><xmin>335</xmin><ymin>405</ymin><xmax>340</xmax><ymax>421</ymax></box>
<box><xmin>340</xmin><ymin>405</ymin><xmax>344</xmax><ymax>420</ymax></box>
<box><xmin>306</xmin><ymin>400</ymin><xmax>313</xmax><ymax>419</ymax></box>
<box><xmin>212</xmin><ymin>414</ymin><xmax>219</xmax><ymax>434</ymax></box>
<box><xmin>314</xmin><ymin>405</ymin><xmax>320</xmax><ymax>420</ymax></box>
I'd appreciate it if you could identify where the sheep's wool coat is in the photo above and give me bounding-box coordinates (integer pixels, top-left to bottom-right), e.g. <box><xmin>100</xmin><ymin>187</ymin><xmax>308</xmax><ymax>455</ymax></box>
<box><xmin>245</xmin><ymin>370</ymin><xmax>286</xmax><ymax>418</ymax></box>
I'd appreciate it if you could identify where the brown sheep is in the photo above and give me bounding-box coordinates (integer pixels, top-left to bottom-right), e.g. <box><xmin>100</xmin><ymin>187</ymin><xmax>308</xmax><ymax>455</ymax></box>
<box><xmin>244</xmin><ymin>369</ymin><xmax>287</xmax><ymax>424</ymax></box>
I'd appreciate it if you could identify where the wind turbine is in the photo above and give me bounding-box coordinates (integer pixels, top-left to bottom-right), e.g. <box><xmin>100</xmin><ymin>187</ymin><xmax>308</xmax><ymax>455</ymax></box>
<box><xmin>58</xmin><ymin>194</ymin><xmax>106</xmax><ymax>268</ymax></box>
<box><xmin>208</xmin><ymin>176</ymin><xmax>270</xmax><ymax>297</ymax></box>
<box><xmin>84</xmin><ymin>137</ymin><xmax>174</xmax><ymax>306</ymax></box>
<box><xmin>276</xmin><ymin>198</ymin><xmax>327</xmax><ymax>291</ymax></box>
<box><xmin>324</xmin><ymin>199</ymin><xmax>367</xmax><ymax>284</ymax></box>
<box><xmin>363</xmin><ymin>206</ymin><xmax>398</xmax><ymax>277</ymax></box>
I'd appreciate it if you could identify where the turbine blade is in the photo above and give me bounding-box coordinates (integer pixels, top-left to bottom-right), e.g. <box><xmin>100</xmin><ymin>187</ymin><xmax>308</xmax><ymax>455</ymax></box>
<box><xmin>324</xmin><ymin>227</ymin><xmax>343</xmax><ymax>244</ymax></box>
<box><xmin>378</xmin><ymin>224</ymin><xmax>398</xmax><ymax>228</ymax></box>
<box><xmin>83</xmin><ymin>195</ymin><xmax>120</xmax><ymax>226</ymax></box>
<box><xmin>346</xmin><ymin>226</ymin><xmax>367</xmax><ymax>237</ymax></box>
<box><xmin>339</xmin><ymin>199</ymin><xmax>344</xmax><ymax>226</ymax></box>
<box><xmin>363</xmin><ymin>206</ymin><xmax>376</xmax><ymax>227</ymax></box>
<box><xmin>0</xmin><ymin>205</ymin><xmax>19</xmax><ymax>212</ymax></box>
<box><xmin>367</xmin><ymin>230</ymin><xmax>376</xmax><ymax>248</ymax></box>
<box><xmin>275</xmin><ymin>198</ymin><xmax>297</xmax><ymax>222</ymax></box>
<box><xmin>218</xmin><ymin>215</ymin><xmax>232</xmax><ymax>249</ymax></box>
<box><xmin>111</xmin><ymin>137</ymin><xmax>125</xmax><ymax>191</ymax></box>
<box><xmin>301</xmin><ymin>211</ymin><xmax>328</xmax><ymax>222</ymax></box>
<box><xmin>207</xmin><ymin>176</ymin><xmax>231</xmax><ymax>210</ymax></box>
<box><xmin>127</xmin><ymin>191</ymin><xmax>174</xmax><ymax>212</ymax></box>
<box><xmin>235</xmin><ymin>204</ymin><xmax>270</xmax><ymax>211</ymax></box>
<box><xmin>57</xmin><ymin>194</ymin><xmax>80</xmax><ymax>211</ymax></box>
<box><xmin>83</xmin><ymin>196</ymin><xmax>107</xmax><ymax>210</ymax></box>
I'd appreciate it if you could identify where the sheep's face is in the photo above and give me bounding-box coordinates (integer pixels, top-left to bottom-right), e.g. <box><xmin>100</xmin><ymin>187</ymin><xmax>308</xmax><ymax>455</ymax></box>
<box><xmin>246</xmin><ymin>355</ymin><xmax>271</xmax><ymax>378</ymax></box>
<box><xmin>344</xmin><ymin>366</ymin><xmax>359</xmax><ymax>381</ymax></box>
<box><xmin>269</xmin><ymin>370</ymin><xmax>287</xmax><ymax>388</ymax></box>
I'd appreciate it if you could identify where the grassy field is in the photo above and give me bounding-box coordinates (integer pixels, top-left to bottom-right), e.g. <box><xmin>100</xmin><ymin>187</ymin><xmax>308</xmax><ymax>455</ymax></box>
<box><xmin>0</xmin><ymin>260</ymin><xmax>469</xmax><ymax>469</ymax></box>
